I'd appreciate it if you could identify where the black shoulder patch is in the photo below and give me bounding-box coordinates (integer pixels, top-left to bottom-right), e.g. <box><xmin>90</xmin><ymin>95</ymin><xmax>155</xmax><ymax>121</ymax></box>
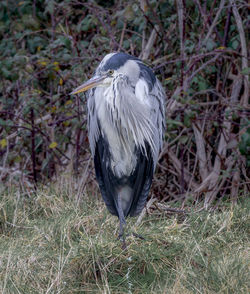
<box><xmin>138</xmin><ymin>63</ymin><xmax>156</xmax><ymax>91</ymax></box>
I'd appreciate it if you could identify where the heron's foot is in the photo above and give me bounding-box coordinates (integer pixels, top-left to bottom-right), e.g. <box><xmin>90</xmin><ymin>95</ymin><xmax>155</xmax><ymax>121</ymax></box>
<box><xmin>121</xmin><ymin>239</ymin><xmax>127</xmax><ymax>250</ymax></box>
<box><xmin>117</xmin><ymin>232</ymin><xmax>125</xmax><ymax>241</ymax></box>
<box><xmin>117</xmin><ymin>233</ymin><xmax>127</xmax><ymax>249</ymax></box>
<box><xmin>132</xmin><ymin>232</ymin><xmax>145</xmax><ymax>240</ymax></box>
<box><xmin>116</xmin><ymin>232</ymin><xmax>145</xmax><ymax>242</ymax></box>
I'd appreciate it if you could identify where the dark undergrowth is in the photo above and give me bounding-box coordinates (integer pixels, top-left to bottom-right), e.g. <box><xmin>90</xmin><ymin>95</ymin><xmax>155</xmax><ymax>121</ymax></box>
<box><xmin>0</xmin><ymin>0</ymin><xmax>249</xmax><ymax>206</ymax></box>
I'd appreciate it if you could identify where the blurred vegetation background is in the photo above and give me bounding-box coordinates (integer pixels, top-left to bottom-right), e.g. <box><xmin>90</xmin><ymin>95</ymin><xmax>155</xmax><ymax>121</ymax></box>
<box><xmin>0</xmin><ymin>0</ymin><xmax>249</xmax><ymax>207</ymax></box>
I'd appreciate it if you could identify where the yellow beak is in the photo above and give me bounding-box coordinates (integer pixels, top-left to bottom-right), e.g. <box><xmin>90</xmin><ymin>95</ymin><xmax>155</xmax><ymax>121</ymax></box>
<box><xmin>70</xmin><ymin>75</ymin><xmax>107</xmax><ymax>95</ymax></box>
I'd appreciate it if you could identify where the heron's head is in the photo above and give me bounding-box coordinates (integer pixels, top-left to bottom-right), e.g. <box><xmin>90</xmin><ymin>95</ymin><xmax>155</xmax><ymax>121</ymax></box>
<box><xmin>70</xmin><ymin>52</ymin><xmax>155</xmax><ymax>95</ymax></box>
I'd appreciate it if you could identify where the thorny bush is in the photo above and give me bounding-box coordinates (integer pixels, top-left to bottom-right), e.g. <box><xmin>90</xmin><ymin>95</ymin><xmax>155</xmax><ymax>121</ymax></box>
<box><xmin>0</xmin><ymin>0</ymin><xmax>249</xmax><ymax>207</ymax></box>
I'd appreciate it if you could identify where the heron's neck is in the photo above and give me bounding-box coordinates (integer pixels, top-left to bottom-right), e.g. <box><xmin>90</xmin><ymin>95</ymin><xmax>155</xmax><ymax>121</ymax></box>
<box><xmin>103</xmin><ymin>75</ymin><xmax>130</xmax><ymax>114</ymax></box>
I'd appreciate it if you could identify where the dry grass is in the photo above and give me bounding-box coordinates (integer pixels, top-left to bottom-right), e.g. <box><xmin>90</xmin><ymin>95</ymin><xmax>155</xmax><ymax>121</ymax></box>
<box><xmin>0</xmin><ymin>180</ymin><xmax>249</xmax><ymax>293</ymax></box>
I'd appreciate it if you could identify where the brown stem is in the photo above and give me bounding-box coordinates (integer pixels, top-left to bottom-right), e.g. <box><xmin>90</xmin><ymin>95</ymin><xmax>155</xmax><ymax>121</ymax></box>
<box><xmin>30</xmin><ymin>108</ymin><xmax>37</xmax><ymax>186</ymax></box>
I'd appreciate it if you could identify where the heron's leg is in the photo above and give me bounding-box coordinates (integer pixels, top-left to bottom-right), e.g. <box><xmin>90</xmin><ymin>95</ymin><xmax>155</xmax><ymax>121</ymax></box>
<box><xmin>117</xmin><ymin>194</ymin><xmax>126</xmax><ymax>244</ymax></box>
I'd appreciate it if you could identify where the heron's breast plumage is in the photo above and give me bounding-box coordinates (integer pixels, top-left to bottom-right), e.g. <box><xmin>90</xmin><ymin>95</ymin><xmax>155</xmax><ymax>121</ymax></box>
<box><xmin>94</xmin><ymin>85</ymin><xmax>137</xmax><ymax>178</ymax></box>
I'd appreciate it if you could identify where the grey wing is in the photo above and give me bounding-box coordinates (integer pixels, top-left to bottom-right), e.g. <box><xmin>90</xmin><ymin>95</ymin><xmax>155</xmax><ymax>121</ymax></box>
<box><xmin>150</xmin><ymin>78</ymin><xmax>166</xmax><ymax>151</ymax></box>
<box><xmin>87</xmin><ymin>88</ymin><xmax>100</xmax><ymax>156</ymax></box>
<box><xmin>128</xmin><ymin>76</ymin><xmax>165</xmax><ymax>216</ymax></box>
<box><xmin>135</xmin><ymin>77</ymin><xmax>166</xmax><ymax>169</ymax></box>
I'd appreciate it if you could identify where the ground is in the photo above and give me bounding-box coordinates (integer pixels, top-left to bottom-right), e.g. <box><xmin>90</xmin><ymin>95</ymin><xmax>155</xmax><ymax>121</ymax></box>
<box><xmin>0</xmin><ymin>183</ymin><xmax>249</xmax><ymax>293</ymax></box>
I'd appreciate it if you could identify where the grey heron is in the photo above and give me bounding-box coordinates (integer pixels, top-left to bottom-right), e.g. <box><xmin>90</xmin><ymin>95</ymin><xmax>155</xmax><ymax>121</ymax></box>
<box><xmin>71</xmin><ymin>52</ymin><xmax>165</xmax><ymax>241</ymax></box>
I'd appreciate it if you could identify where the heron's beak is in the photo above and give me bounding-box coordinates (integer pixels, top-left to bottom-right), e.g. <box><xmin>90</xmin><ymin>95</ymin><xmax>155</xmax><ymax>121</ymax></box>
<box><xmin>70</xmin><ymin>75</ymin><xmax>107</xmax><ymax>95</ymax></box>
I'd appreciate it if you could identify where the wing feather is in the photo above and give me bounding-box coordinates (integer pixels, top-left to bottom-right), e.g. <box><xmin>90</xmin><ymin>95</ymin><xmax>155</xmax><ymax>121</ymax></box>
<box><xmin>94</xmin><ymin>136</ymin><xmax>118</xmax><ymax>216</ymax></box>
<box><xmin>128</xmin><ymin>143</ymin><xmax>154</xmax><ymax>216</ymax></box>
<box><xmin>135</xmin><ymin>76</ymin><xmax>166</xmax><ymax>168</ymax></box>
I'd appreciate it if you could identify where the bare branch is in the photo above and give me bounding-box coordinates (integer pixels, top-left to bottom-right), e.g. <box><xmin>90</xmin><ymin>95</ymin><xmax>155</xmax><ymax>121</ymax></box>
<box><xmin>136</xmin><ymin>197</ymin><xmax>157</xmax><ymax>225</ymax></box>
<box><xmin>168</xmin><ymin>148</ymin><xmax>199</xmax><ymax>190</ymax></box>
<box><xmin>140</xmin><ymin>25</ymin><xmax>159</xmax><ymax>60</ymax></box>
<box><xmin>230</xmin><ymin>0</ymin><xmax>249</xmax><ymax>107</ymax></box>
<box><xmin>204</xmin><ymin>74</ymin><xmax>243</xmax><ymax>207</ymax></box>
<box><xmin>203</xmin><ymin>0</ymin><xmax>226</xmax><ymax>46</ymax></box>
<box><xmin>192</xmin><ymin>122</ymin><xmax>208</xmax><ymax>181</ymax></box>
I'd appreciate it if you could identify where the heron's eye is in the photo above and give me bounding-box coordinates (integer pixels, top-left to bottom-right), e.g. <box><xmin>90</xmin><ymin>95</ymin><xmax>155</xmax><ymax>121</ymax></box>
<box><xmin>108</xmin><ymin>69</ymin><xmax>114</xmax><ymax>76</ymax></box>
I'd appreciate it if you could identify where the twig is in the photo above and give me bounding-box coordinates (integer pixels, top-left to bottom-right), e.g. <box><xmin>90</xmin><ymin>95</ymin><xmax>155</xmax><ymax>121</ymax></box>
<box><xmin>167</xmin><ymin>53</ymin><xmax>222</xmax><ymax>114</ymax></box>
<box><xmin>136</xmin><ymin>197</ymin><xmax>156</xmax><ymax>225</ymax></box>
<box><xmin>230</xmin><ymin>0</ymin><xmax>249</xmax><ymax>107</ymax></box>
<box><xmin>177</xmin><ymin>0</ymin><xmax>186</xmax><ymax>93</ymax></box>
<box><xmin>222</xmin><ymin>5</ymin><xmax>232</xmax><ymax>46</ymax></box>
<box><xmin>118</xmin><ymin>21</ymin><xmax>127</xmax><ymax>52</ymax></box>
<box><xmin>75</xmin><ymin>157</ymin><xmax>91</xmax><ymax>205</ymax></box>
<box><xmin>192</xmin><ymin>121</ymin><xmax>208</xmax><ymax>182</ymax></box>
<box><xmin>187</xmin><ymin>53</ymin><xmax>222</xmax><ymax>86</ymax></box>
<box><xmin>140</xmin><ymin>25</ymin><xmax>159</xmax><ymax>60</ymax></box>
<box><xmin>0</xmin><ymin>140</ymin><xmax>9</xmax><ymax>182</ymax></box>
<box><xmin>30</xmin><ymin>108</ymin><xmax>37</xmax><ymax>186</ymax></box>
<box><xmin>153</xmin><ymin>49</ymin><xmax>242</xmax><ymax>71</ymax></box>
<box><xmin>195</xmin><ymin>0</ymin><xmax>224</xmax><ymax>48</ymax></box>
<box><xmin>204</xmin><ymin>74</ymin><xmax>243</xmax><ymax>207</ymax></box>
<box><xmin>167</xmin><ymin>148</ymin><xmax>199</xmax><ymax>190</ymax></box>
<box><xmin>155</xmin><ymin>203</ymin><xmax>187</xmax><ymax>214</ymax></box>
<box><xmin>202</xmin><ymin>0</ymin><xmax>226</xmax><ymax>47</ymax></box>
